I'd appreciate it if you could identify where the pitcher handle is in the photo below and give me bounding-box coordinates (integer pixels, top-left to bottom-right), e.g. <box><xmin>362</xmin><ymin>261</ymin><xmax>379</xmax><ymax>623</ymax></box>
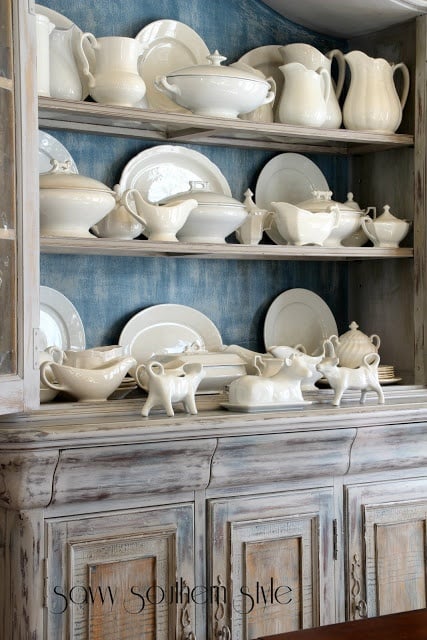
<box><xmin>318</xmin><ymin>66</ymin><xmax>331</xmax><ymax>107</ymax></box>
<box><xmin>123</xmin><ymin>189</ymin><xmax>147</xmax><ymax>228</ymax></box>
<box><xmin>393</xmin><ymin>62</ymin><xmax>410</xmax><ymax>111</ymax></box>
<box><xmin>79</xmin><ymin>32</ymin><xmax>98</xmax><ymax>88</ymax></box>
<box><xmin>361</xmin><ymin>215</ymin><xmax>377</xmax><ymax>244</ymax></box>
<box><xmin>327</xmin><ymin>49</ymin><xmax>346</xmax><ymax>100</ymax></box>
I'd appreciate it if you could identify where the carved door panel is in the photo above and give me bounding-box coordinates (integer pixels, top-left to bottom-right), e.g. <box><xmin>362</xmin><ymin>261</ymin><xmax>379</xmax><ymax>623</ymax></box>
<box><xmin>208</xmin><ymin>488</ymin><xmax>336</xmax><ymax>640</ymax></box>
<box><xmin>45</xmin><ymin>504</ymin><xmax>196</xmax><ymax>640</ymax></box>
<box><xmin>346</xmin><ymin>477</ymin><xmax>427</xmax><ymax>620</ymax></box>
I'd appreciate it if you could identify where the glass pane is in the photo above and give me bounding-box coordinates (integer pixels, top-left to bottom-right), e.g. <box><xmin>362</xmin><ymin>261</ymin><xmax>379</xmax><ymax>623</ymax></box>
<box><xmin>0</xmin><ymin>87</ymin><xmax>15</xmax><ymax>230</ymax></box>
<box><xmin>0</xmin><ymin>239</ymin><xmax>17</xmax><ymax>375</ymax></box>
<box><xmin>0</xmin><ymin>2</ymin><xmax>12</xmax><ymax>79</ymax></box>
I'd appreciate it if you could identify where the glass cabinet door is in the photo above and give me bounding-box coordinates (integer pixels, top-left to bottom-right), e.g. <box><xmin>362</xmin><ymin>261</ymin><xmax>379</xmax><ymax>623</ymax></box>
<box><xmin>0</xmin><ymin>0</ymin><xmax>39</xmax><ymax>414</ymax></box>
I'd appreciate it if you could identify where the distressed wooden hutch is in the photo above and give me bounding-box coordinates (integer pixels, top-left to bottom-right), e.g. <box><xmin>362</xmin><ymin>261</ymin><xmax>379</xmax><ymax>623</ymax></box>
<box><xmin>2</xmin><ymin>0</ymin><xmax>427</xmax><ymax>638</ymax></box>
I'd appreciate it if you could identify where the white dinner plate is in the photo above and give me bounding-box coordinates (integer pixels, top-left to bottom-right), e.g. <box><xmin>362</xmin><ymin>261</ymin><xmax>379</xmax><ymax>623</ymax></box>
<box><xmin>135</xmin><ymin>19</ymin><xmax>210</xmax><ymax>113</ymax></box>
<box><xmin>238</xmin><ymin>45</ymin><xmax>284</xmax><ymax>118</ymax></box>
<box><xmin>118</xmin><ymin>145</ymin><xmax>231</xmax><ymax>206</ymax></box>
<box><xmin>264</xmin><ymin>288</ymin><xmax>337</xmax><ymax>354</ymax></box>
<box><xmin>40</xmin><ymin>286</ymin><xmax>86</xmax><ymax>351</ymax></box>
<box><xmin>119</xmin><ymin>303</ymin><xmax>223</xmax><ymax>370</ymax></box>
<box><xmin>38</xmin><ymin>130</ymin><xmax>78</xmax><ymax>174</ymax></box>
<box><xmin>255</xmin><ymin>152</ymin><xmax>329</xmax><ymax>244</ymax></box>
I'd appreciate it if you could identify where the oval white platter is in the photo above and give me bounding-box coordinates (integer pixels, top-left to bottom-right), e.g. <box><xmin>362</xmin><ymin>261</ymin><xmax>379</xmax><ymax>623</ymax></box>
<box><xmin>264</xmin><ymin>288</ymin><xmax>337</xmax><ymax>355</ymax></box>
<box><xmin>119</xmin><ymin>303</ymin><xmax>223</xmax><ymax>374</ymax></box>
<box><xmin>119</xmin><ymin>145</ymin><xmax>231</xmax><ymax>208</ymax></box>
<box><xmin>136</xmin><ymin>19</ymin><xmax>210</xmax><ymax>113</ymax></box>
<box><xmin>40</xmin><ymin>286</ymin><xmax>86</xmax><ymax>351</ymax></box>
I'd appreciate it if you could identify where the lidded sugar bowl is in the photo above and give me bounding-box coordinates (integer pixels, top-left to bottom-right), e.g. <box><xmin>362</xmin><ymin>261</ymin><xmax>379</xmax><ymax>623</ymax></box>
<box><xmin>329</xmin><ymin>321</ymin><xmax>381</xmax><ymax>368</ymax></box>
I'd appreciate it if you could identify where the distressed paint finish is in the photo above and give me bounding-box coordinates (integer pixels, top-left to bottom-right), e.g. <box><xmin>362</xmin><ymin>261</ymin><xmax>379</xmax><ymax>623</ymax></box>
<box><xmin>347</xmin><ymin>422</ymin><xmax>427</xmax><ymax>474</ymax></box>
<box><xmin>208</xmin><ymin>488</ymin><xmax>335</xmax><ymax>638</ymax></box>
<box><xmin>45</xmin><ymin>504</ymin><xmax>196</xmax><ymax>640</ymax></box>
<box><xmin>345</xmin><ymin>478</ymin><xmax>427</xmax><ymax>620</ymax></box>
<box><xmin>3</xmin><ymin>508</ymin><xmax>45</xmax><ymax>640</ymax></box>
<box><xmin>209</xmin><ymin>429</ymin><xmax>355</xmax><ymax>489</ymax></box>
<box><xmin>50</xmin><ymin>439</ymin><xmax>217</xmax><ymax>505</ymax></box>
<box><xmin>0</xmin><ymin>449</ymin><xmax>59</xmax><ymax>509</ymax></box>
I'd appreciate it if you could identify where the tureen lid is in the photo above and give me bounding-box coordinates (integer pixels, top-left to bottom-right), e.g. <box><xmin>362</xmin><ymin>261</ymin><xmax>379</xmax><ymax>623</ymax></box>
<box><xmin>166</xmin><ymin>50</ymin><xmax>268</xmax><ymax>84</ymax></box>
<box><xmin>297</xmin><ymin>190</ymin><xmax>361</xmax><ymax>214</ymax></box>
<box><xmin>40</xmin><ymin>160</ymin><xmax>114</xmax><ymax>193</ymax></box>
<box><xmin>160</xmin><ymin>181</ymin><xmax>244</xmax><ymax>208</ymax></box>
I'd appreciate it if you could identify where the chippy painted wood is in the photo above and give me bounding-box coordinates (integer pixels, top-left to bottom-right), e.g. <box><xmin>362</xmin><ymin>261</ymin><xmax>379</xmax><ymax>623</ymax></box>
<box><xmin>345</xmin><ymin>477</ymin><xmax>427</xmax><ymax>620</ymax></box>
<box><xmin>50</xmin><ymin>439</ymin><xmax>217</xmax><ymax>505</ymax></box>
<box><xmin>39</xmin><ymin>236</ymin><xmax>414</xmax><ymax>260</ymax></box>
<box><xmin>0</xmin><ymin>449</ymin><xmax>59</xmax><ymax>509</ymax></box>
<box><xmin>346</xmin><ymin>19</ymin><xmax>418</xmax><ymax>385</ymax></box>
<box><xmin>3</xmin><ymin>508</ymin><xmax>45</xmax><ymax>640</ymax></box>
<box><xmin>414</xmin><ymin>16</ymin><xmax>427</xmax><ymax>383</ymax></box>
<box><xmin>208</xmin><ymin>488</ymin><xmax>335</xmax><ymax>639</ymax></box>
<box><xmin>209</xmin><ymin>430</ymin><xmax>355</xmax><ymax>490</ymax></box>
<box><xmin>347</xmin><ymin>421</ymin><xmax>427</xmax><ymax>474</ymax></box>
<box><xmin>0</xmin><ymin>0</ymin><xmax>39</xmax><ymax>414</ymax></box>
<box><xmin>45</xmin><ymin>504</ymin><xmax>196</xmax><ymax>639</ymax></box>
<box><xmin>38</xmin><ymin>97</ymin><xmax>415</xmax><ymax>154</ymax></box>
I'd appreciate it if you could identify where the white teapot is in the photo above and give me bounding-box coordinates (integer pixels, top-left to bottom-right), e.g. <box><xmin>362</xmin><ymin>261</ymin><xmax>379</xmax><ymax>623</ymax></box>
<box><xmin>329</xmin><ymin>321</ymin><xmax>381</xmax><ymax>368</ymax></box>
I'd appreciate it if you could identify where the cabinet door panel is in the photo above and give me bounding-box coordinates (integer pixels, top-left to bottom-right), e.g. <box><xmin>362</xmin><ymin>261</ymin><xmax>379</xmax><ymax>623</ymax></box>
<box><xmin>346</xmin><ymin>477</ymin><xmax>427</xmax><ymax>620</ymax></box>
<box><xmin>45</xmin><ymin>504</ymin><xmax>196</xmax><ymax>640</ymax></box>
<box><xmin>208</xmin><ymin>488</ymin><xmax>335</xmax><ymax>639</ymax></box>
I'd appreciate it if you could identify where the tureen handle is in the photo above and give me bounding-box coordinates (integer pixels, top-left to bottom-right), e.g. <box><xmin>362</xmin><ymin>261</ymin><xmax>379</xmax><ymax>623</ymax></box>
<box><xmin>261</xmin><ymin>76</ymin><xmax>276</xmax><ymax>106</ymax></box>
<box><xmin>154</xmin><ymin>75</ymin><xmax>181</xmax><ymax>97</ymax></box>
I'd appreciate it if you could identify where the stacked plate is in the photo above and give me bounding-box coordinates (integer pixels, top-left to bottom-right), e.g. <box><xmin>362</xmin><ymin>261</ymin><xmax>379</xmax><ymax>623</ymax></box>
<box><xmin>378</xmin><ymin>365</ymin><xmax>402</xmax><ymax>385</ymax></box>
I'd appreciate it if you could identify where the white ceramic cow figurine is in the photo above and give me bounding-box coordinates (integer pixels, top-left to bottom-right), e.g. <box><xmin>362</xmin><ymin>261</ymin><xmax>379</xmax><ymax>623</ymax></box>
<box><xmin>316</xmin><ymin>339</ymin><xmax>384</xmax><ymax>406</ymax></box>
<box><xmin>135</xmin><ymin>361</ymin><xmax>205</xmax><ymax>417</ymax></box>
<box><xmin>227</xmin><ymin>352</ymin><xmax>311</xmax><ymax>405</ymax></box>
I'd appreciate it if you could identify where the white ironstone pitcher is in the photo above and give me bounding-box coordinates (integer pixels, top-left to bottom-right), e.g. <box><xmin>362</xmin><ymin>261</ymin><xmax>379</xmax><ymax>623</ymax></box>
<box><xmin>343</xmin><ymin>50</ymin><xmax>410</xmax><ymax>133</ymax></box>
<box><xmin>279</xmin><ymin>43</ymin><xmax>345</xmax><ymax>129</ymax></box>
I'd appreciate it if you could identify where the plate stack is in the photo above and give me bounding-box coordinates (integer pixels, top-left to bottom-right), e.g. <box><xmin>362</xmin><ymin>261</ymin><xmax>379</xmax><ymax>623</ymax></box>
<box><xmin>378</xmin><ymin>365</ymin><xmax>402</xmax><ymax>385</ymax></box>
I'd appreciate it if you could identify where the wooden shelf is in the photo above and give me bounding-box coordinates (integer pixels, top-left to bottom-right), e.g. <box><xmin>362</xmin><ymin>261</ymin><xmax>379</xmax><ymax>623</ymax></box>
<box><xmin>38</xmin><ymin>97</ymin><xmax>414</xmax><ymax>155</ymax></box>
<box><xmin>40</xmin><ymin>236</ymin><xmax>414</xmax><ymax>260</ymax></box>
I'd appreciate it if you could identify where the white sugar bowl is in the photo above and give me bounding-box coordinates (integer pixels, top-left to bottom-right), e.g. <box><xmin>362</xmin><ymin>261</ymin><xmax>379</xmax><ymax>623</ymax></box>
<box><xmin>329</xmin><ymin>321</ymin><xmax>381</xmax><ymax>368</ymax></box>
<box><xmin>155</xmin><ymin>50</ymin><xmax>275</xmax><ymax>119</ymax></box>
<box><xmin>361</xmin><ymin>205</ymin><xmax>411</xmax><ymax>248</ymax></box>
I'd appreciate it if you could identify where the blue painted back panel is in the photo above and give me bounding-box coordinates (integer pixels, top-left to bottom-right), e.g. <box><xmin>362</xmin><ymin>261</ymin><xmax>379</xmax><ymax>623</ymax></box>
<box><xmin>39</xmin><ymin>0</ymin><xmax>350</xmax><ymax>350</ymax></box>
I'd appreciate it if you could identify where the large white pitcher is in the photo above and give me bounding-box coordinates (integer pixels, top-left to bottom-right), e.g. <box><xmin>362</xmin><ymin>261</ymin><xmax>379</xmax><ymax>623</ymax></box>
<box><xmin>279</xmin><ymin>43</ymin><xmax>345</xmax><ymax>129</ymax></box>
<box><xmin>35</xmin><ymin>13</ymin><xmax>55</xmax><ymax>96</ymax></box>
<box><xmin>277</xmin><ymin>62</ymin><xmax>331</xmax><ymax>128</ymax></box>
<box><xmin>343</xmin><ymin>50</ymin><xmax>410</xmax><ymax>133</ymax></box>
<box><xmin>79</xmin><ymin>34</ymin><xmax>146</xmax><ymax>107</ymax></box>
<box><xmin>50</xmin><ymin>25</ymin><xmax>84</xmax><ymax>101</ymax></box>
